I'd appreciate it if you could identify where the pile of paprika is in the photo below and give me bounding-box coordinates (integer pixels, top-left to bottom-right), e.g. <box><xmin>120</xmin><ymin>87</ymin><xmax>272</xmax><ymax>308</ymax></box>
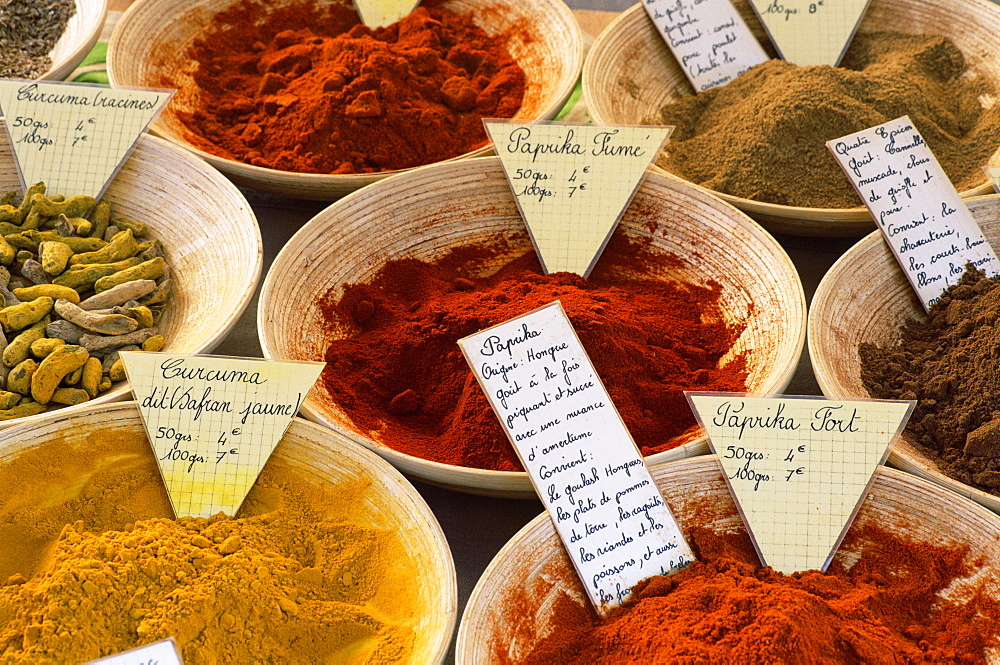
<box><xmin>171</xmin><ymin>1</ymin><xmax>526</xmax><ymax>174</ymax></box>
<box><xmin>318</xmin><ymin>232</ymin><xmax>749</xmax><ymax>471</ymax></box>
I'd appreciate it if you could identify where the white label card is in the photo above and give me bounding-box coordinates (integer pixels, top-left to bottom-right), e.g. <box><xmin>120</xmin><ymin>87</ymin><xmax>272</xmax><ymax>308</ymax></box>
<box><xmin>827</xmin><ymin>116</ymin><xmax>1000</xmax><ymax>311</ymax></box>
<box><xmin>0</xmin><ymin>80</ymin><xmax>173</xmax><ymax>199</ymax></box>
<box><xmin>747</xmin><ymin>0</ymin><xmax>871</xmax><ymax>66</ymax></box>
<box><xmin>688</xmin><ymin>393</ymin><xmax>913</xmax><ymax>574</ymax></box>
<box><xmin>353</xmin><ymin>0</ymin><xmax>420</xmax><ymax>28</ymax></box>
<box><xmin>458</xmin><ymin>301</ymin><xmax>695</xmax><ymax>615</ymax></box>
<box><xmin>642</xmin><ymin>0</ymin><xmax>769</xmax><ymax>92</ymax></box>
<box><xmin>86</xmin><ymin>638</ymin><xmax>183</xmax><ymax>665</ymax></box>
<box><xmin>121</xmin><ymin>353</ymin><xmax>325</xmax><ymax>519</ymax></box>
<box><xmin>485</xmin><ymin>121</ymin><xmax>670</xmax><ymax>277</ymax></box>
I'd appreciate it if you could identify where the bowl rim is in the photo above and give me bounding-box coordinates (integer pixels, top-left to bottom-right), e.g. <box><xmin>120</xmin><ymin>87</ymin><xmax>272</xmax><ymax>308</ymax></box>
<box><xmin>41</xmin><ymin>0</ymin><xmax>109</xmax><ymax>82</ymax></box>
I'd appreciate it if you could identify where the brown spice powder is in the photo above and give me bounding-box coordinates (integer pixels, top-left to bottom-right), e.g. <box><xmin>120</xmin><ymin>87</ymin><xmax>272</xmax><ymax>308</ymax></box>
<box><xmin>657</xmin><ymin>32</ymin><xmax>1000</xmax><ymax>208</ymax></box>
<box><xmin>860</xmin><ymin>269</ymin><xmax>1000</xmax><ymax>491</ymax></box>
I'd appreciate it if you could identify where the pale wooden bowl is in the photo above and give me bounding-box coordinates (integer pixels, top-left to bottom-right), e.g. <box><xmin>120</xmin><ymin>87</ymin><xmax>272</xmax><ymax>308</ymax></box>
<box><xmin>106</xmin><ymin>0</ymin><xmax>583</xmax><ymax>200</ymax></box>
<box><xmin>42</xmin><ymin>0</ymin><xmax>108</xmax><ymax>81</ymax></box>
<box><xmin>0</xmin><ymin>123</ymin><xmax>262</xmax><ymax>429</ymax></box>
<box><xmin>456</xmin><ymin>455</ymin><xmax>1000</xmax><ymax>663</ymax></box>
<box><xmin>809</xmin><ymin>195</ymin><xmax>1000</xmax><ymax>512</ymax></box>
<box><xmin>582</xmin><ymin>0</ymin><xmax>1000</xmax><ymax>238</ymax></box>
<box><xmin>257</xmin><ymin>157</ymin><xmax>806</xmax><ymax>498</ymax></box>
<box><xmin>0</xmin><ymin>402</ymin><xmax>457</xmax><ymax>664</ymax></box>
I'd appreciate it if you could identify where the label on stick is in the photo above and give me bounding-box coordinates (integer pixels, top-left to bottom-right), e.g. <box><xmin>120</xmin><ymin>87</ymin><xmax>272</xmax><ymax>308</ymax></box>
<box><xmin>0</xmin><ymin>80</ymin><xmax>173</xmax><ymax>199</ymax></box>
<box><xmin>827</xmin><ymin>116</ymin><xmax>1000</xmax><ymax>311</ymax></box>
<box><xmin>642</xmin><ymin>0</ymin><xmax>769</xmax><ymax>92</ymax></box>
<box><xmin>353</xmin><ymin>0</ymin><xmax>420</xmax><ymax>28</ymax></box>
<box><xmin>484</xmin><ymin>121</ymin><xmax>670</xmax><ymax>277</ymax></box>
<box><xmin>459</xmin><ymin>301</ymin><xmax>695</xmax><ymax>615</ymax></box>
<box><xmin>747</xmin><ymin>0</ymin><xmax>871</xmax><ymax>66</ymax></box>
<box><xmin>121</xmin><ymin>353</ymin><xmax>324</xmax><ymax>519</ymax></box>
<box><xmin>688</xmin><ymin>393</ymin><xmax>913</xmax><ymax>574</ymax></box>
<box><xmin>86</xmin><ymin>638</ymin><xmax>183</xmax><ymax>664</ymax></box>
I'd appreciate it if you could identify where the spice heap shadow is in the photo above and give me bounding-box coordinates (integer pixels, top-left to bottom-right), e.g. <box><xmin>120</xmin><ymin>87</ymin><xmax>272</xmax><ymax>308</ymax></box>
<box><xmin>319</xmin><ymin>232</ymin><xmax>749</xmax><ymax>471</ymax></box>
<box><xmin>169</xmin><ymin>1</ymin><xmax>526</xmax><ymax>174</ymax></box>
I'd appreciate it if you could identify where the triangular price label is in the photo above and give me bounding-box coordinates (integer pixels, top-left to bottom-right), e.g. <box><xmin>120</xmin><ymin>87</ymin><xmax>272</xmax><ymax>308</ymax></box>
<box><xmin>0</xmin><ymin>80</ymin><xmax>173</xmax><ymax>199</ymax></box>
<box><xmin>354</xmin><ymin>0</ymin><xmax>420</xmax><ymax>28</ymax></box>
<box><xmin>687</xmin><ymin>394</ymin><xmax>913</xmax><ymax>574</ymax></box>
<box><xmin>485</xmin><ymin>121</ymin><xmax>670</xmax><ymax>277</ymax></box>
<box><xmin>87</xmin><ymin>638</ymin><xmax>182</xmax><ymax>665</ymax></box>
<box><xmin>748</xmin><ymin>0</ymin><xmax>871</xmax><ymax>66</ymax></box>
<box><xmin>121</xmin><ymin>352</ymin><xmax>324</xmax><ymax>519</ymax></box>
<box><xmin>987</xmin><ymin>166</ymin><xmax>1000</xmax><ymax>194</ymax></box>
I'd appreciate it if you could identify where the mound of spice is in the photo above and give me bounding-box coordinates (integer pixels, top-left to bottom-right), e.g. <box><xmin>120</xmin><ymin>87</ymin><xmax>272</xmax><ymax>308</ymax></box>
<box><xmin>0</xmin><ymin>429</ymin><xmax>422</xmax><ymax>663</ymax></box>
<box><xmin>509</xmin><ymin>523</ymin><xmax>1000</xmax><ymax>663</ymax></box>
<box><xmin>860</xmin><ymin>268</ymin><xmax>1000</xmax><ymax>492</ymax></box>
<box><xmin>171</xmin><ymin>1</ymin><xmax>526</xmax><ymax>174</ymax></box>
<box><xmin>319</xmin><ymin>233</ymin><xmax>749</xmax><ymax>472</ymax></box>
<box><xmin>0</xmin><ymin>0</ymin><xmax>76</xmax><ymax>78</ymax></box>
<box><xmin>657</xmin><ymin>32</ymin><xmax>1000</xmax><ymax>208</ymax></box>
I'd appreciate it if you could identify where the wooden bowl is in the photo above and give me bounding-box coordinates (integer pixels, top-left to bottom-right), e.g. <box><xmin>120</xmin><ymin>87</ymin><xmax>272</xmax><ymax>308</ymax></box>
<box><xmin>0</xmin><ymin>123</ymin><xmax>262</xmax><ymax>428</ymax></box>
<box><xmin>257</xmin><ymin>157</ymin><xmax>806</xmax><ymax>498</ymax></box>
<box><xmin>41</xmin><ymin>0</ymin><xmax>108</xmax><ymax>81</ymax></box>
<box><xmin>0</xmin><ymin>401</ymin><xmax>456</xmax><ymax>663</ymax></box>
<box><xmin>456</xmin><ymin>455</ymin><xmax>1000</xmax><ymax>663</ymax></box>
<box><xmin>809</xmin><ymin>194</ymin><xmax>1000</xmax><ymax>512</ymax></box>
<box><xmin>105</xmin><ymin>0</ymin><xmax>582</xmax><ymax>200</ymax></box>
<box><xmin>582</xmin><ymin>0</ymin><xmax>1000</xmax><ymax>237</ymax></box>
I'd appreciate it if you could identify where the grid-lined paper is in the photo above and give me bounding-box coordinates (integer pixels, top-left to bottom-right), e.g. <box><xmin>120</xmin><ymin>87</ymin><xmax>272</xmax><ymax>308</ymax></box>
<box><xmin>0</xmin><ymin>80</ymin><xmax>171</xmax><ymax>199</ymax></box>
<box><xmin>86</xmin><ymin>638</ymin><xmax>181</xmax><ymax>665</ymax></box>
<box><xmin>689</xmin><ymin>394</ymin><xmax>913</xmax><ymax>574</ymax></box>
<box><xmin>353</xmin><ymin>0</ymin><xmax>419</xmax><ymax>27</ymax></box>
<box><xmin>485</xmin><ymin>121</ymin><xmax>670</xmax><ymax>277</ymax></box>
<box><xmin>748</xmin><ymin>0</ymin><xmax>871</xmax><ymax>66</ymax></box>
<box><xmin>122</xmin><ymin>352</ymin><xmax>324</xmax><ymax>519</ymax></box>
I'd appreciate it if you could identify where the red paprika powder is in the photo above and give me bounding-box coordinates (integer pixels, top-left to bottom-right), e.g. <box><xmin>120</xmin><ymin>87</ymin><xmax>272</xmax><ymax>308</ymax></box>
<box><xmin>171</xmin><ymin>1</ymin><xmax>526</xmax><ymax>174</ymax></box>
<box><xmin>318</xmin><ymin>231</ymin><xmax>749</xmax><ymax>471</ymax></box>
<box><xmin>506</xmin><ymin>523</ymin><xmax>1000</xmax><ymax>664</ymax></box>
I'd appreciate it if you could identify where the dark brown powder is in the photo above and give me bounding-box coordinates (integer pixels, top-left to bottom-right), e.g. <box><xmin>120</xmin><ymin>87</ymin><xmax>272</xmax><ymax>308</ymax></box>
<box><xmin>860</xmin><ymin>269</ymin><xmax>1000</xmax><ymax>491</ymax></box>
<box><xmin>657</xmin><ymin>32</ymin><xmax>1000</xmax><ymax>208</ymax></box>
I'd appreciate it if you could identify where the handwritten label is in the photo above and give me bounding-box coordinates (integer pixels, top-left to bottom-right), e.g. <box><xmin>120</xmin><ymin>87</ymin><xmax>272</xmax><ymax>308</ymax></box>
<box><xmin>688</xmin><ymin>394</ymin><xmax>913</xmax><ymax>574</ymax></box>
<box><xmin>86</xmin><ymin>638</ymin><xmax>182</xmax><ymax>665</ymax></box>
<box><xmin>485</xmin><ymin>121</ymin><xmax>670</xmax><ymax>277</ymax></box>
<box><xmin>353</xmin><ymin>0</ymin><xmax>420</xmax><ymax>27</ymax></box>
<box><xmin>121</xmin><ymin>353</ymin><xmax>324</xmax><ymax>519</ymax></box>
<box><xmin>827</xmin><ymin>116</ymin><xmax>1000</xmax><ymax>311</ymax></box>
<box><xmin>0</xmin><ymin>80</ymin><xmax>172</xmax><ymax>199</ymax></box>
<box><xmin>642</xmin><ymin>0</ymin><xmax>769</xmax><ymax>91</ymax></box>
<box><xmin>747</xmin><ymin>0</ymin><xmax>870</xmax><ymax>66</ymax></box>
<box><xmin>459</xmin><ymin>301</ymin><xmax>695</xmax><ymax>615</ymax></box>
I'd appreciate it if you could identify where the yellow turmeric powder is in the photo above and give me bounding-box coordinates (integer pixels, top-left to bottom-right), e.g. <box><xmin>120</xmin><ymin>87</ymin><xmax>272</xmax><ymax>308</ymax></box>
<box><xmin>0</xmin><ymin>427</ymin><xmax>422</xmax><ymax>663</ymax></box>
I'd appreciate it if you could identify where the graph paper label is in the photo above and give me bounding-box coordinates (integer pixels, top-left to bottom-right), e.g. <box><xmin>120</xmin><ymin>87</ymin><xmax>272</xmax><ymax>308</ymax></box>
<box><xmin>0</xmin><ymin>80</ymin><xmax>172</xmax><ymax>199</ymax></box>
<box><xmin>828</xmin><ymin>116</ymin><xmax>1000</xmax><ymax>311</ymax></box>
<box><xmin>459</xmin><ymin>301</ymin><xmax>695</xmax><ymax>615</ymax></box>
<box><xmin>688</xmin><ymin>393</ymin><xmax>913</xmax><ymax>574</ymax></box>
<box><xmin>121</xmin><ymin>352</ymin><xmax>324</xmax><ymax>519</ymax></box>
<box><xmin>642</xmin><ymin>0</ymin><xmax>768</xmax><ymax>91</ymax></box>
<box><xmin>485</xmin><ymin>121</ymin><xmax>670</xmax><ymax>277</ymax></box>
<box><xmin>353</xmin><ymin>0</ymin><xmax>420</xmax><ymax>27</ymax></box>
<box><xmin>87</xmin><ymin>638</ymin><xmax>182</xmax><ymax>665</ymax></box>
<box><xmin>748</xmin><ymin>0</ymin><xmax>871</xmax><ymax>66</ymax></box>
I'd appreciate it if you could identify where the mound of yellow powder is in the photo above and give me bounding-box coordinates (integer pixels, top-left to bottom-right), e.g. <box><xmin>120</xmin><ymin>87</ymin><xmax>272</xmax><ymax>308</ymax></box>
<box><xmin>0</xmin><ymin>429</ymin><xmax>421</xmax><ymax>664</ymax></box>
